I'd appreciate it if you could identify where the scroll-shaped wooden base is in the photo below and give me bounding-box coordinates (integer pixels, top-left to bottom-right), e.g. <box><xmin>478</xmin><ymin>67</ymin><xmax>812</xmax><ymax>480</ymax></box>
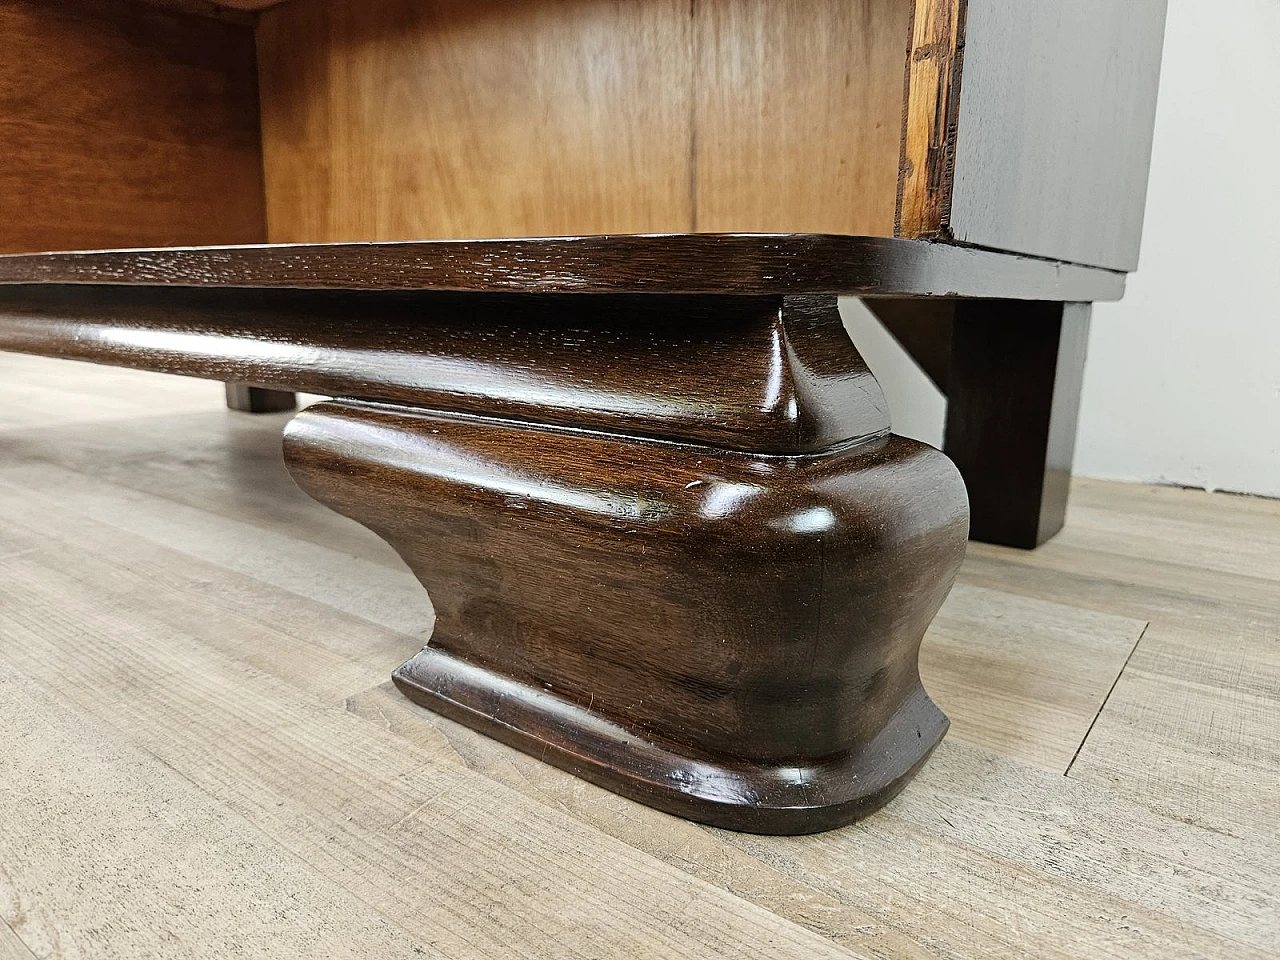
<box><xmin>284</xmin><ymin>399</ymin><xmax>968</xmax><ymax>834</ymax></box>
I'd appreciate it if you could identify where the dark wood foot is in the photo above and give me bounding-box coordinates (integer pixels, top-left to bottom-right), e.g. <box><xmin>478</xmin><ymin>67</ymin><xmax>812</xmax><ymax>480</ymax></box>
<box><xmin>225</xmin><ymin>383</ymin><xmax>297</xmax><ymax>413</ymax></box>
<box><xmin>281</xmin><ymin>295</ymin><xmax>969</xmax><ymax>833</ymax></box>
<box><xmin>945</xmin><ymin>301</ymin><xmax>1091</xmax><ymax>548</ymax></box>
<box><xmin>867</xmin><ymin>298</ymin><xmax>1092</xmax><ymax>549</ymax></box>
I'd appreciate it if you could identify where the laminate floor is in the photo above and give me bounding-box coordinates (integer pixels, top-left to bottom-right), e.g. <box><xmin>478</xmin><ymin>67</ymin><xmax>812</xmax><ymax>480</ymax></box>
<box><xmin>1</xmin><ymin>353</ymin><xmax>1276</xmax><ymax>959</ymax></box>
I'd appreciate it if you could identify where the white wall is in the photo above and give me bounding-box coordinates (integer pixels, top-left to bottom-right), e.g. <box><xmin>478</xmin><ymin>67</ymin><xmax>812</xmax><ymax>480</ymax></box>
<box><xmin>845</xmin><ymin>0</ymin><xmax>1280</xmax><ymax>499</ymax></box>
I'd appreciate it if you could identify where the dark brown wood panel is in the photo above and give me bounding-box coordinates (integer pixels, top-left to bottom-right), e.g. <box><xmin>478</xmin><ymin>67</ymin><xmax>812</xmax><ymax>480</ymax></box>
<box><xmin>944</xmin><ymin>299</ymin><xmax>1091</xmax><ymax>548</ymax></box>
<box><xmin>286</xmin><ymin>388</ymin><xmax>967</xmax><ymax>832</ymax></box>
<box><xmin>224</xmin><ymin>383</ymin><xmax>297</xmax><ymax>413</ymax></box>
<box><xmin>0</xmin><ymin>235</ymin><xmax>1126</xmax><ymax>300</ymax></box>
<box><xmin>0</xmin><ymin>0</ymin><xmax>265</xmax><ymax>253</ymax></box>
<box><xmin>0</xmin><ymin>288</ymin><xmax>891</xmax><ymax>453</ymax></box>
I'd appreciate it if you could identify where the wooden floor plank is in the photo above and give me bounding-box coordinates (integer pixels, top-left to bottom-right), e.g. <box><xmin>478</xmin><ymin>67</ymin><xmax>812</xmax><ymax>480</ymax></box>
<box><xmin>0</xmin><ymin>461</ymin><xmax>434</xmax><ymax>641</ymax></box>
<box><xmin>1068</xmin><ymin>619</ymin><xmax>1280</xmax><ymax>840</ymax></box>
<box><xmin>0</xmin><ymin>922</ymin><xmax>37</xmax><ymax>960</ymax></box>
<box><xmin>958</xmin><ymin>536</ymin><xmax>1280</xmax><ymax>842</ymax></box>
<box><xmin>0</xmin><ymin>406</ymin><xmax>406</xmax><ymax>572</ymax></box>
<box><xmin>0</xmin><ymin>354</ymin><xmax>215</xmax><ymax>431</ymax></box>
<box><xmin>345</xmin><ymin>680</ymin><xmax>1277</xmax><ymax>959</ymax></box>
<box><xmin>0</xmin><ymin>485</ymin><xmax>413</xmax><ymax>705</ymax></box>
<box><xmin>919</xmin><ymin>584</ymin><xmax>1145</xmax><ymax>772</ymax></box>
<box><xmin>0</xmin><ymin>506</ymin><xmax>859</xmax><ymax>960</ymax></box>
<box><xmin>1062</xmin><ymin>477</ymin><xmax>1280</xmax><ymax>584</ymax></box>
<box><xmin>0</xmin><ymin>662</ymin><xmax>451</xmax><ymax>960</ymax></box>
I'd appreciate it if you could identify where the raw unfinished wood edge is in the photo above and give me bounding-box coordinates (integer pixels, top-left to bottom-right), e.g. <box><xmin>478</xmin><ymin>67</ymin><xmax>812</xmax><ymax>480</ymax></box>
<box><xmin>897</xmin><ymin>0</ymin><xmax>967</xmax><ymax>239</ymax></box>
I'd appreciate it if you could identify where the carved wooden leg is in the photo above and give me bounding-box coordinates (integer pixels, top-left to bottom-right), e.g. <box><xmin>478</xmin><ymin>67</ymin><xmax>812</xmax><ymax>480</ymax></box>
<box><xmin>281</xmin><ymin>294</ymin><xmax>969</xmax><ymax>834</ymax></box>
<box><xmin>225</xmin><ymin>383</ymin><xmax>297</xmax><ymax>413</ymax></box>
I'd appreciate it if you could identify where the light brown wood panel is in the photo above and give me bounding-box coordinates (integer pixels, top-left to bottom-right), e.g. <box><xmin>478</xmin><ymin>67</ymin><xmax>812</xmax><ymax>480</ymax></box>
<box><xmin>0</xmin><ymin>0</ymin><xmax>265</xmax><ymax>253</ymax></box>
<box><xmin>257</xmin><ymin>0</ymin><xmax>913</xmax><ymax>241</ymax></box>
<box><xmin>692</xmin><ymin>0</ymin><xmax>908</xmax><ymax>235</ymax></box>
<box><xmin>257</xmin><ymin>0</ymin><xmax>696</xmax><ymax>242</ymax></box>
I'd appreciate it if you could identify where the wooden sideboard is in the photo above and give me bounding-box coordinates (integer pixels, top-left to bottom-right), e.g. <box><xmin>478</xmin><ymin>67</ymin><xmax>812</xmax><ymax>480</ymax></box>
<box><xmin>0</xmin><ymin>0</ymin><xmax>1167</xmax><ymax>830</ymax></box>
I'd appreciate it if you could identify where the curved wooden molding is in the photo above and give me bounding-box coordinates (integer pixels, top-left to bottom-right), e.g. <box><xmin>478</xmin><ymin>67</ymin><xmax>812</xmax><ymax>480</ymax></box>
<box><xmin>0</xmin><ymin>288</ymin><xmax>885</xmax><ymax>453</ymax></box>
<box><xmin>284</xmin><ymin>400</ymin><xmax>968</xmax><ymax>833</ymax></box>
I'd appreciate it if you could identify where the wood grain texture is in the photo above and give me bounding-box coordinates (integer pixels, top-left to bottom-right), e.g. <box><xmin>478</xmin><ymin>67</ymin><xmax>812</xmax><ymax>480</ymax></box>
<box><xmin>0</xmin><ymin>234</ymin><xmax>1127</xmax><ymax>299</ymax></box>
<box><xmin>897</xmin><ymin>0</ymin><xmax>965</xmax><ymax>239</ymax></box>
<box><xmin>919</xmin><ymin>582</ymin><xmax>1144</xmax><ymax>772</ymax></box>
<box><xmin>268</xmin><ymin>294</ymin><xmax>967</xmax><ymax>832</ymax></box>
<box><xmin>0</xmin><ymin>280</ymin><xmax>969</xmax><ymax>833</ymax></box>
<box><xmin>285</xmin><ymin>397</ymin><xmax>967</xmax><ymax>833</ymax></box>
<box><xmin>0</xmin><ymin>290</ymin><xmax>891</xmax><ymax>453</ymax></box>
<box><xmin>257</xmin><ymin>0</ymin><xmax>695</xmax><ymax>242</ymax></box>
<box><xmin>257</xmin><ymin>0</ymin><xmax>914</xmax><ymax>241</ymax></box>
<box><xmin>0</xmin><ymin>0</ymin><xmax>265</xmax><ymax>253</ymax></box>
<box><xmin>693</xmin><ymin>0</ymin><xmax>908</xmax><ymax>236</ymax></box>
<box><xmin>0</xmin><ymin>661</ymin><xmax>447</xmax><ymax>959</ymax></box>
<box><xmin>0</xmin><ymin>921</ymin><xmax>36</xmax><ymax>960</ymax></box>
<box><xmin>946</xmin><ymin>0</ymin><xmax>1167</xmax><ymax>270</ymax></box>
<box><xmin>0</xmin><ymin>502</ymin><xmax>860</xmax><ymax>959</ymax></box>
<box><xmin>2</xmin><ymin>353</ymin><xmax>1278</xmax><ymax>955</ymax></box>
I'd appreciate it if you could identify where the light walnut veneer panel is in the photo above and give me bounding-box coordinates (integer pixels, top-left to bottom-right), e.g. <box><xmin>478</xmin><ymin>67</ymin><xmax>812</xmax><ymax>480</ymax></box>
<box><xmin>0</xmin><ymin>0</ymin><xmax>265</xmax><ymax>253</ymax></box>
<box><xmin>693</xmin><ymin>0</ymin><xmax>908</xmax><ymax>236</ymax></box>
<box><xmin>257</xmin><ymin>0</ymin><xmax>911</xmax><ymax>242</ymax></box>
<box><xmin>258</xmin><ymin>0</ymin><xmax>696</xmax><ymax>242</ymax></box>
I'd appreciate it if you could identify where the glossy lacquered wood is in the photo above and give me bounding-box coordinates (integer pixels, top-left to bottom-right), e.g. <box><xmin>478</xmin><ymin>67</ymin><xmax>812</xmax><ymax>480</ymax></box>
<box><xmin>0</xmin><ymin>247</ymin><xmax>978</xmax><ymax>831</ymax></box>
<box><xmin>945</xmin><ymin>300</ymin><xmax>1092</xmax><ymax>548</ymax></box>
<box><xmin>0</xmin><ymin>289</ymin><xmax>885</xmax><ymax>454</ymax></box>
<box><xmin>0</xmin><ymin>234</ymin><xmax>1125</xmax><ymax>300</ymax></box>
<box><xmin>285</xmin><ymin>398</ymin><xmax>968</xmax><ymax>833</ymax></box>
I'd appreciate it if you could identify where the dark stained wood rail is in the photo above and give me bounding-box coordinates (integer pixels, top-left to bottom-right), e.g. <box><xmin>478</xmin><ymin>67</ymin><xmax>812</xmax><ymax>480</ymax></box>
<box><xmin>0</xmin><ymin>234</ymin><xmax>1124</xmax><ymax>300</ymax></box>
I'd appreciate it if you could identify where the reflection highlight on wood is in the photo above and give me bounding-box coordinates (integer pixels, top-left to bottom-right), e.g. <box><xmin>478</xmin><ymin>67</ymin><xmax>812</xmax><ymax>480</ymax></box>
<box><xmin>279</xmin><ymin>295</ymin><xmax>969</xmax><ymax>833</ymax></box>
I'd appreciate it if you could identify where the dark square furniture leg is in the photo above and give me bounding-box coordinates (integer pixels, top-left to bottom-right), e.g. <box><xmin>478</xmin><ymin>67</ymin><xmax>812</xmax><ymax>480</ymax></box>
<box><xmin>225</xmin><ymin>383</ymin><xmax>297</xmax><ymax>413</ymax></box>
<box><xmin>944</xmin><ymin>300</ymin><xmax>1092</xmax><ymax>549</ymax></box>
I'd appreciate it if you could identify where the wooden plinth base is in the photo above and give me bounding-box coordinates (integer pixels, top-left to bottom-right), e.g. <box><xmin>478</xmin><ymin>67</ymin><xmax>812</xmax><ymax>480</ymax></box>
<box><xmin>285</xmin><ymin>367</ymin><xmax>968</xmax><ymax>832</ymax></box>
<box><xmin>393</xmin><ymin>647</ymin><xmax>948</xmax><ymax>834</ymax></box>
<box><xmin>0</xmin><ymin>242</ymin><xmax>1120</xmax><ymax>832</ymax></box>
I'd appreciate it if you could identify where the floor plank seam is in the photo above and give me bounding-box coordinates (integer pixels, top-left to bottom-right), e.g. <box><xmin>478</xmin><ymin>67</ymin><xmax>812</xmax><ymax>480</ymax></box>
<box><xmin>1064</xmin><ymin>621</ymin><xmax>1149</xmax><ymax>778</ymax></box>
<box><xmin>1</xmin><ymin>918</ymin><xmax>39</xmax><ymax>960</ymax></box>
